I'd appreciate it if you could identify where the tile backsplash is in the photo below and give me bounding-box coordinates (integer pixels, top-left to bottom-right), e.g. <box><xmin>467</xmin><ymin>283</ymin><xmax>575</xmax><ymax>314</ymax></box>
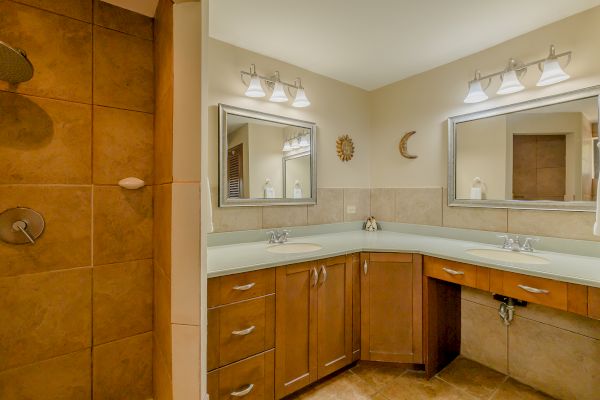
<box><xmin>211</xmin><ymin>186</ymin><xmax>600</xmax><ymax>242</ymax></box>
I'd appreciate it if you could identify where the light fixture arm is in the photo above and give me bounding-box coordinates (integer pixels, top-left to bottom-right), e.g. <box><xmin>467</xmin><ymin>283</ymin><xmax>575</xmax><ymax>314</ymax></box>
<box><xmin>240</xmin><ymin>67</ymin><xmax>301</xmax><ymax>91</ymax></box>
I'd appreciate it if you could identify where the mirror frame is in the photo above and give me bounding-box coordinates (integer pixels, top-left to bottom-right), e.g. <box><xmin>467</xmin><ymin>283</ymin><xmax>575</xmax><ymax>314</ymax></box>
<box><xmin>448</xmin><ymin>86</ymin><xmax>600</xmax><ymax>212</ymax></box>
<box><xmin>218</xmin><ymin>103</ymin><xmax>317</xmax><ymax>207</ymax></box>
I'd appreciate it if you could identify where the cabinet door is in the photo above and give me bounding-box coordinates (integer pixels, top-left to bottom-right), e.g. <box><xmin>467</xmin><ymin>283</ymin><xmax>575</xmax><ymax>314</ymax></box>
<box><xmin>361</xmin><ymin>253</ymin><xmax>422</xmax><ymax>363</ymax></box>
<box><xmin>350</xmin><ymin>253</ymin><xmax>361</xmax><ymax>361</ymax></box>
<box><xmin>275</xmin><ymin>262</ymin><xmax>318</xmax><ymax>399</ymax></box>
<box><xmin>316</xmin><ymin>256</ymin><xmax>353</xmax><ymax>379</ymax></box>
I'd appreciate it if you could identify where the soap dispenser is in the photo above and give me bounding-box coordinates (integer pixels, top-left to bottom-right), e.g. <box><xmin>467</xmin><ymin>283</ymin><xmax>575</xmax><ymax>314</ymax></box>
<box><xmin>264</xmin><ymin>178</ymin><xmax>275</xmax><ymax>198</ymax></box>
<box><xmin>293</xmin><ymin>180</ymin><xmax>302</xmax><ymax>198</ymax></box>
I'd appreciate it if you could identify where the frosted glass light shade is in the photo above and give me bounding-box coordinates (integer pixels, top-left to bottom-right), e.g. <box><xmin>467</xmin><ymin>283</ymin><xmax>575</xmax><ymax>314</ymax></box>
<box><xmin>497</xmin><ymin>70</ymin><xmax>524</xmax><ymax>95</ymax></box>
<box><xmin>269</xmin><ymin>82</ymin><xmax>288</xmax><ymax>102</ymax></box>
<box><xmin>464</xmin><ymin>80</ymin><xmax>488</xmax><ymax>103</ymax></box>
<box><xmin>299</xmin><ymin>134</ymin><xmax>310</xmax><ymax>147</ymax></box>
<box><xmin>282</xmin><ymin>141</ymin><xmax>293</xmax><ymax>152</ymax></box>
<box><xmin>244</xmin><ymin>75</ymin><xmax>265</xmax><ymax>97</ymax></box>
<box><xmin>292</xmin><ymin>88</ymin><xmax>310</xmax><ymax>107</ymax></box>
<box><xmin>537</xmin><ymin>59</ymin><xmax>570</xmax><ymax>86</ymax></box>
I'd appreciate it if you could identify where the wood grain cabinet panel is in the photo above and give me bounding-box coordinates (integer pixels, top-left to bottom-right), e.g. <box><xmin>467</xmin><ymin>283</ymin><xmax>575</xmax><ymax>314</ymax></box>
<box><xmin>424</xmin><ymin>256</ymin><xmax>478</xmax><ymax>288</ymax></box>
<box><xmin>361</xmin><ymin>253</ymin><xmax>422</xmax><ymax>363</ymax></box>
<box><xmin>275</xmin><ymin>261</ymin><xmax>317</xmax><ymax>399</ymax></box>
<box><xmin>500</xmin><ymin>272</ymin><xmax>568</xmax><ymax>311</ymax></box>
<box><xmin>207</xmin><ymin>350</ymin><xmax>274</xmax><ymax>400</ymax></box>
<box><xmin>589</xmin><ymin>287</ymin><xmax>600</xmax><ymax>320</ymax></box>
<box><xmin>208</xmin><ymin>296</ymin><xmax>275</xmax><ymax>370</ymax></box>
<box><xmin>350</xmin><ymin>253</ymin><xmax>361</xmax><ymax>361</ymax></box>
<box><xmin>208</xmin><ymin>269</ymin><xmax>275</xmax><ymax>307</ymax></box>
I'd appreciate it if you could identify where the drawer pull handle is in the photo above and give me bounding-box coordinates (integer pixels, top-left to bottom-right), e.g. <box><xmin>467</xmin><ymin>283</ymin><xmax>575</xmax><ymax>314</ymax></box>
<box><xmin>231</xmin><ymin>383</ymin><xmax>254</xmax><ymax>397</ymax></box>
<box><xmin>319</xmin><ymin>265</ymin><xmax>327</xmax><ymax>285</ymax></box>
<box><xmin>518</xmin><ymin>284</ymin><xmax>549</xmax><ymax>294</ymax></box>
<box><xmin>442</xmin><ymin>267</ymin><xmax>464</xmax><ymax>276</ymax></box>
<box><xmin>363</xmin><ymin>260</ymin><xmax>368</xmax><ymax>275</ymax></box>
<box><xmin>231</xmin><ymin>326</ymin><xmax>256</xmax><ymax>336</ymax></box>
<box><xmin>311</xmin><ymin>267</ymin><xmax>318</xmax><ymax>287</ymax></box>
<box><xmin>233</xmin><ymin>282</ymin><xmax>255</xmax><ymax>291</ymax></box>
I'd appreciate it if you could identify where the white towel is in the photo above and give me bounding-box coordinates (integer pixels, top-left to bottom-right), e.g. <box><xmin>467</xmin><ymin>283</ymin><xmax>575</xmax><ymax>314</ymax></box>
<box><xmin>205</xmin><ymin>177</ymin><xmax>214</xmax><ymax>234</ymax></box>
<box><xmin>594</xmin><ymin>141</ymin><xmax>600</xmax><ymax>236</ymax></box>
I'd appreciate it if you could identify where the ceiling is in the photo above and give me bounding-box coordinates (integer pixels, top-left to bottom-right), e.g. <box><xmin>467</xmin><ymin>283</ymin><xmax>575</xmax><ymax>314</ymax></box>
<box><xmin>102</xmin><ymin>0</ymin><xmax>158</xmax><ymax>17</ymax></box>
<box><xmin>210</xmin><ymin>0</ymin><xmax>600</xmax><ymax>91</ymax></box>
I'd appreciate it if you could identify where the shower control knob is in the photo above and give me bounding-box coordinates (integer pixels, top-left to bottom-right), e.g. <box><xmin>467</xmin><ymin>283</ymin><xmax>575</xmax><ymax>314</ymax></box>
<box><xmin>0</xmin><ymin>207</ymin><xmax>45</xmax><ymax>245</ymax></box>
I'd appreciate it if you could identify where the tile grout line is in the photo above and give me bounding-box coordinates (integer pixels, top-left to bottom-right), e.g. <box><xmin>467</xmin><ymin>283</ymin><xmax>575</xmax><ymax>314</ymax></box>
<box><xmin>486</xmin><ymin>375</ymin><xmax>510</xmax><ymax>400</ymax></box>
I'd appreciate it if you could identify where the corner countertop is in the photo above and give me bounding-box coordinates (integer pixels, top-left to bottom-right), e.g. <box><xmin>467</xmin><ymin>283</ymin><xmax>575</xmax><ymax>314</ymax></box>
<box><xmin>207</xmin><ymin>228</ymin><xmax>600</xmax><ymax>288</ymax></box>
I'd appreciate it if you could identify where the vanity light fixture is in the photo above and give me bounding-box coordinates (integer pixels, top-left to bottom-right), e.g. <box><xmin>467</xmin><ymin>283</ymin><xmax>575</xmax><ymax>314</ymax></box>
<box><xmin>537</xmin><ymin>45</ymin><xmax>571</xmax><ymax>86</ymax></box>
<box><xmin>496</xmin><ymin>59</ymin><xmax>525</xmax><ymax>95</ymax></box>
<box><xmin>243</xmin><ymin>64</ymin><xmax>266</xmax><ymax>98</ymax></box>
<box><xmin>241</xmin><ymin>65</ymin><xmax>310</xmax><ymax>107</ymax></box>
<box><xmin>282</xmin><ymin>132</ymin><xmax>311</xmax><ymax>152</ymax></box>
<box><xmin>464</xmin><ymin>45</ymin><xmax>572</xmax><ymax>103</ymax></box>
<box><xmin>464</xmin><ymin>72</ymin><xmax>489</xmax><ymax>104</ymax></box>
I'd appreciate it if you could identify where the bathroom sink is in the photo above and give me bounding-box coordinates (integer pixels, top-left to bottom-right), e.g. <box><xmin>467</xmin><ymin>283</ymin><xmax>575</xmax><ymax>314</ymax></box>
<box><xmin>465</xmin><ymin>249</ymin><xmax>550</xmax><ymax>265</ymax></box>
<box><xmin>267</xmin><ymin>243</ymin><xmax>323</xmax><ymax>254</ymax></box>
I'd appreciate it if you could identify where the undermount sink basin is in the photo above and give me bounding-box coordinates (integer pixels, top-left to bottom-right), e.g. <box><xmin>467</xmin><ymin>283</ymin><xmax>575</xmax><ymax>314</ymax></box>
<box><xmin>267</xmin><ymin>243</ymin><xmax>323</xmax><ymax>254</ymax></box>
<box><xmin>466</xmin><ymin>249</ymin><xmax>550</xmax><ymax>265</ymax></box>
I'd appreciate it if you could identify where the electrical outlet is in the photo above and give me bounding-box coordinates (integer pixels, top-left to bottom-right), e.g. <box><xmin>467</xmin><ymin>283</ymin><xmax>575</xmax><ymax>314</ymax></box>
<box><xmin>346</xmin><ymin>205</ymin><xmax>357</xmax><ymax>214</ymax></box>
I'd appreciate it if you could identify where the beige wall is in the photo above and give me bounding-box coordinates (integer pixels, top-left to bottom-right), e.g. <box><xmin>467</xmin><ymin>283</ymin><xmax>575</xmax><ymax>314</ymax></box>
<box><xmin>247</xmin><ymin>124</ymin><xmax>285</xmax><ymax>198</ymax></box>
<box><xmin>207</xmin><ymin>38</ymin><xmax>371</xmax><ymax>190</ymax></box>
<box><xmin>370</xmin><ymin>6</ymin><xmax>600</xmax><ymax>188</ymax></box>
<box><xmin>0</xmin><ymin>1</ymin><xmax>154</xmax><ymax>398</ymax></box>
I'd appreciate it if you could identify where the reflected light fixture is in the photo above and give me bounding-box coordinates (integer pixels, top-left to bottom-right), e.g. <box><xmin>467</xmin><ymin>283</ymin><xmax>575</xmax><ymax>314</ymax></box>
<box><xmin>243</xmin><ymin>64</ymin><xmax>265</xmax><ymax>97</ymax></box>
<box><xmin>464</xmin><ymin>72</ymin><xmax>489</xmax><ymax>104</ymax></box>
<box><xmin>241</xmin><ymin>65</ymin><xmax>310</xmax><ymax>107</ymax></box>
<box><xmin>464</xmin><ymin>45</ymin><xmax>572</xmax><ymax>103</ymax></box>
<box><xmin>537</xmin><ymin>45</ymin><xmax>571</xmax><ymax>86</ymax></box>
<box><xmin>497</xmin><ymin>59</ymin><xmax>525</xmax><ymax>95</ymax></box>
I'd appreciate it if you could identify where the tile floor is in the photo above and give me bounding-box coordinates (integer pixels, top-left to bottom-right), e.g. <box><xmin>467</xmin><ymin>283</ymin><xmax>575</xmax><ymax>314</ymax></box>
<box><xmin>287</xmin><ymin>357</ymin><xmax>554</xmax><ymax>400</ymax></box>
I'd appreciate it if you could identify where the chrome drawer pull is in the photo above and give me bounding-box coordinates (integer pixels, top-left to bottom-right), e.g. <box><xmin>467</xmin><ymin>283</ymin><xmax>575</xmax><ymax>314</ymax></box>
<box><xmin>231</xmin><ymin>326</ymin><xmax>256</xmax><ymax>336</ymax></box>
<box><xmin>442</xmin><ymin>267</ymin><xmax>464</xmax><ymax>276</ymax></box>
<box><xmin>312</xmin><ymin>267</ymin><xmax>318</xmax><ymax>287</ymax></box>
<box><xmin>363</xmin><ymin>260</ymin><xmax>368</xmax><ymax>275</ymax></box>
<box><xmin>319</xmin><ymin>265</ymin><xmax>327</xmax><ymax>285</ymax></box>
<box><xmin>233</xmin><ymin>282</ymin><xmax>255</xmax><ymax>291</ymax></box>
<box><xmin>518</xmin><ymin>284</ymin><xmax>549</xmax><ymax>294</ymax></box>
<box><xmin>231</xmin><ymin>383</ymin><xmax>254</xmax><ymax>397</ymax></box>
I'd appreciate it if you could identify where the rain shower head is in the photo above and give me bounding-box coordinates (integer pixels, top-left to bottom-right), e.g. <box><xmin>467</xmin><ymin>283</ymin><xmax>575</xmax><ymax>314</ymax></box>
<box><xmin>0</xmin><ymin>40</ymin><xmax>33</xmax><ymax>83</ymax></box>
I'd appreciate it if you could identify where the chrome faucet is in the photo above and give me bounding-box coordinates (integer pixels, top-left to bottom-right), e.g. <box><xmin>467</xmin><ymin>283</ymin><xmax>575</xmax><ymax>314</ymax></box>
<box><xmin>498</xmin><ymin>235</ymin><xmax>540</xmax><ymax>252</ymax></box>
<box><xmin>267</xmin><ymin>229</ymin><xmax>290</xmax><ymax>244</ymax></box>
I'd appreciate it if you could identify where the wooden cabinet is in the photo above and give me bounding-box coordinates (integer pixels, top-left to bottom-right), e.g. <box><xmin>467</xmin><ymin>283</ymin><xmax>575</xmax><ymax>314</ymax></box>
<box><xmin>360</xmin><ymin>252</ymin><xmax>422</xmax><ymax>363</ymax></box>
<box><xmin>590</xmin><ymin>287</ymin><xmax>600</xmax><ymax>320</ymax></box>
<box><xmin>274</xmin><ymin>256</ymin><xmax>352</xmax><ymax>399</ymax></box>
<box><xmin>350</xmin><ymin>253</ymin><xmax>361</xmax><ymax>361</ymax></box>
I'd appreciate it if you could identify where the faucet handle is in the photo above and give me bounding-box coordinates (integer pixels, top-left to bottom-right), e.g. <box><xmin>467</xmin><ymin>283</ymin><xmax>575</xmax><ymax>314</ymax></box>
<box><xmin>521</xmin><ymin>237</ymin><xmax>540</xmax><ymax>252</ymax></box>
<box><xmin>497</xmin><ymin>235</ymin><xmax>510</xmax><ymax>249</ymax></box>
<box><xmin>267</xmin><ymin>230</ymin><xmax>276</xmax><ymax>243</ymax></box>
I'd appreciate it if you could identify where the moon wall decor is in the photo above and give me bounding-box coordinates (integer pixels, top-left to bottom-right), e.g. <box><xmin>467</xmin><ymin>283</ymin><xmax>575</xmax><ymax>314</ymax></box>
<box><xmin>399</xmin><ymin>130</ymin><xmax>417</xmax><ymax>159</ymax></box>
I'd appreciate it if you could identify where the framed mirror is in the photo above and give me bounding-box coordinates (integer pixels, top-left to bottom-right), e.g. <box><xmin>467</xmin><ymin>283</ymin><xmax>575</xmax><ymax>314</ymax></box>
<box><xmin>448</xmin><ymin>86</ymin><xmax>599</xmax><ymax>211</ymax></box>
<box><xmin>219</xmin><ymin>104</ymin><xmax>317</xmax><ymax>207</ymax></box>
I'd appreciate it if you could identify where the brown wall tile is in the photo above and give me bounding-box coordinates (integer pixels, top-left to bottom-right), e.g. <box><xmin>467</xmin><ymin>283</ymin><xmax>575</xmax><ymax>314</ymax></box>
<box><xmin>93</xmin><ymin>186</ymin><xmax>153</xmax><ymax>265</ymax></box>
<box><xmin>0</xmin><ymin>268</ymin><xmax>92</xmax><ymax>370</ymax></box>
<box><xmin>154</xmin><ymin>183</ymin><xmax>172</xmax><ymax>276</ymax></box>
<box><xmin>93</xmin><ymin>332</ymin><xmax>153</xmax><ymax>400</ymax></box>
<box><xmin>93</xmin><ymin>106</ymin><xmax>154</xmax><ymax>185</ymax></box>
<box><xmin>154</xmin><ymin>0</ymin><xmax>174</xmax><ymax>185</ymax></box>
<box><xmin>343</xmin><ymin>188</ymin><xmax>370</xmax><ymax>222</ymax></box>
<box><xmin>93</xmin><ymin>26</ymin><xmax>154</xmax><ymax>112</ymax></box>
<box><xmin>0</xmin><ymin>185</ymin><xmax>91</xmax><ymax>277</ymax></box>
<box><xmin>395</xmin><ymin>187</ymin><xmax>442</xmax><ymax>226</ymax></box>
<box><xmin>154</xmin><ymin>263</ymin><xmax>172</xmax><ymax>371</ymax></box>
<box><xmin>0</xmin><ymin>1</ymin><xmax>92</xmax><ymax>102</ymax></box>
<box><xmin>0</xmin><ymin>92</ymin><xmax>91</xmax><ymax>184</ymax></box>
<box><xmin>93</xmin><ymin>0</ymin><xmax>153</xmax><ymax>40</ymax></box>
<box><xmin>154</xmin><ymin>334</ymin><xmax>173</xmax><ymax>400</ymax></box>
<box><xmin>12</xmin><ymin>0</ymin><xmax>93</xmax><ymax>22</ymax></box>
<box><xmin>307</xmin><ymin>188</ymin><xmax>343</xmax><ymax>225</ymax></box>
<box><xmin>93</xmin><ymin>259</ymin><xmax>153</xmax><ymax>345</ymax></box>
<box><xmin>0</xmin><ymin>350</ymin><xmax>91</xmax><ymax>400</ymax></box>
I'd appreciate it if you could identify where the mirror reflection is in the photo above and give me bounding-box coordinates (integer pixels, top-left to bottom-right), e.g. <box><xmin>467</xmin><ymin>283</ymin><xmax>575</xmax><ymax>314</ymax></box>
<box><xmin>455</xmin><ymin>96</ymin><xmax>598</xmax><ymax>202</ymax></box>
<box><xmin>220</xmin><ymin>105</ymin><xmax>316</xmax><ymax>206</ymax></box>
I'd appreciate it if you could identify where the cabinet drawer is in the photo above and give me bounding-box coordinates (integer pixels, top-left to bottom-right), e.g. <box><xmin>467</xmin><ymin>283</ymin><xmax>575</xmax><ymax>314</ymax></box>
<box><xmin>208</xmin><ymin>295</ymin><xmax>275</xmax><ymax>370</ymax></box>
<box><xmin>209</xmin><ymin>268</ymin><xmax>276</xmax><ymax>307</ymax></box>
<box><xmin>500</xmin><ymin>272</ymin><xmax>567</xmax><ymax>310</ymax></box>
<box><xmin>424</xmin><ymin>256</ymin><xmax>477</xmax><ymax>287</ymax></box>
<box><xmin>208</xmin><ymin>350</ymin><xmax>274</xmax><ymax>400</ymax></box>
